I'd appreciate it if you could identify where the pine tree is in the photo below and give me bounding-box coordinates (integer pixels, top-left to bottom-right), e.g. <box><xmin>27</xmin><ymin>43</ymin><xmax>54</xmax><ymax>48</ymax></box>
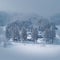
<box><xmin>21</xmin><ymin>27</ymin><xmax>27</xmax><ymax>41</ymax></box>
<box><xmin>44</xmin><ymin>23</ymin><xmax>56</xmax><ymax>44</ymax></box>
<box><xmin>6</xmin><ymin>25</ymin><xmax>12</xmax><ymax>40</ymax></box>
<box><xmin>13</xmin><ymin>28</ymin><xmax>20</xmax><ymax>41</ymax></box>
<box><xmin>31</xmin><ymin>28</ymin><xmax>38</xmax><ymax>43</ymax></box>
<box><xmin>50</xmin><ymin>23</ymin><xmax>56</xmax><ymax>43</ymax></box>
<box><xmin>6</xmin><ymin>23</ymin><xmax>20</xmax><ymax>41</ymax></box>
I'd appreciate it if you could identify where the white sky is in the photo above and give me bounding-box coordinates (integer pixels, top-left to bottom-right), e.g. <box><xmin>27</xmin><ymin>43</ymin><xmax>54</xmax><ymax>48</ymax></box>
<box><xmin>0</xmin><ymin>0</ymin><xmax>60</xmax><ymax>17</ymax></box>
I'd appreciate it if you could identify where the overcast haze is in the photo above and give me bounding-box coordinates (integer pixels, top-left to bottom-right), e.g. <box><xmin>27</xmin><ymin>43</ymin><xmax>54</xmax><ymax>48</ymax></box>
<box><xmin>0</xmin><ymin>0</ymin><xmax>60</xmax><ymax>17</ymax></box>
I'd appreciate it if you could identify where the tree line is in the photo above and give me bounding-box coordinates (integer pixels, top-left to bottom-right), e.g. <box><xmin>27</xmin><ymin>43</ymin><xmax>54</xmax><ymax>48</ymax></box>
<box><xmin>5</xmin><ymin>17</ymin><xmax>57</xmax><ymax>44</ymax></box>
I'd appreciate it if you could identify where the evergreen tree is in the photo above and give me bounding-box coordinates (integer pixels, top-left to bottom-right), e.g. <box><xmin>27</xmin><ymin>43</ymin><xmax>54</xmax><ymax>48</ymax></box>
<box><xmin>6</xmin><ymin>23</ymin><xmax>20</xmax><ymax>41</ymax></box>
<box><xmin>6</xmin><ymin>25</ymin><xmax>12</xmax><ymax>40</ymax></box>
<box><xmin>13</xmin><ymin>27</ymin><xmax>20</xmax><ymax>41</ymax></box>
<box><xmin>44</xmin><ymin>23</ymin><xmax>56</xmax><ymax>44</ymax></box>
<box><xmin>31</xmin><ymin>28</ymin><xmax>38</xmax><ymax>43</ymax></box>
<box><xmin>21</xmin><ymin>27</ymin><xmax>27</xmax><ymax>41</ymax></box>
<box><xmin>44</xmin><ymin>28</ymin><xmax>51</xmax><ymax>43</ymax></box>
<box><xmin>38</xmin><ymin>17</ymin><xmax>50</xmax><ymax>31</ymax></box>
<box><xmin>50</xmin><ymin>23</ymin><xmax>56</xmax><ymax>43</ymax></box>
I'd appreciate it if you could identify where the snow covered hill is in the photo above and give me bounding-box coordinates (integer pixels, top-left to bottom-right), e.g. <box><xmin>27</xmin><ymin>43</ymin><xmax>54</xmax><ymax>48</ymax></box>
<box><xmin>0</xmin><ymin>25</ymin><xmax>60</xmax><ymax>60</ymax></box>
<box><xmin>0</xmin><ymin>43</ymin><xmax>60</xmax><ymax>60</ymax></box>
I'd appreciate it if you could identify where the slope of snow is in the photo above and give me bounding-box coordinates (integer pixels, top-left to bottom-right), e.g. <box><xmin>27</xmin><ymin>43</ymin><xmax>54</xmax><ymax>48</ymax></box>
<box><xmin>0</xmin><ymin>25</ymin><xmax>60</xmax><ymax>60</ymax></box>
<box><xmin>0</xmin><ymin>43</ymin><xmax>60</xmax><ymax>60</ymax></box>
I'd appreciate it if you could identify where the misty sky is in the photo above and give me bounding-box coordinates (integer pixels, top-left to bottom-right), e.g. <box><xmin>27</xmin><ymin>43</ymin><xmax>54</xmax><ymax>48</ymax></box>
<box><xmin>0</xmin><ymin>0</ymin><xmax>60</xmax><ymax>17</ymax></box>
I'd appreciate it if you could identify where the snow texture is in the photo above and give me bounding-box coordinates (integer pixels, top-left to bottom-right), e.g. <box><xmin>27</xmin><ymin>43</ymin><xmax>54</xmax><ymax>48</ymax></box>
<box><xmin>0</xmin><ymin>25</ymin><xmax>60</xmax><ymax>60</ymax></box>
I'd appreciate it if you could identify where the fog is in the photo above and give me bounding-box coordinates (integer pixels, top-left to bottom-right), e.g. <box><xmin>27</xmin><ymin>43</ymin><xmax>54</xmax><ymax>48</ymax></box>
<box><xmin>0</xmin><ymin>0</ymin><xmax>60</xmax><ymax>17</ymax></box>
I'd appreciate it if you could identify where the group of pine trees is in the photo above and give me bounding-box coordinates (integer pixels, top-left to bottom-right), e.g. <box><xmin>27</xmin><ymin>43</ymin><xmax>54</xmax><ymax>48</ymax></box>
<box><xmin>5</xmin><ymin>18</ymin><xmax>57</xmax><ymax>44</ymax></box>
<box><xmin>38</xmin><ymin>18</ymin><xmax>57</xmax><ymax>43</ymax></box>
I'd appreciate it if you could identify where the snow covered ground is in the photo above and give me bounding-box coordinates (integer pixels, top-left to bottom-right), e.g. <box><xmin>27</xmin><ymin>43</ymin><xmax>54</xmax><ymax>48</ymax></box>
<box><xmin>0</xmin><ymin>43</ymin><xmax>60</xmax><ymax>60</ymax></box>
<box><xmin>0</xmin><ymin>25</ymin><xmax>60</xmax><ymax>60</ymax></box>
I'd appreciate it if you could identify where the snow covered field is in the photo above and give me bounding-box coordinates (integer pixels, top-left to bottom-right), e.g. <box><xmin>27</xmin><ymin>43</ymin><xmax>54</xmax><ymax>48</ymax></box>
<box><xmin>0</xmin><ymin>25</ymin><xmax>60</xmax><ymax>60</ymax></box>
<box><xmin>0</xmin><ymin>43</ymin><xmax>60</xmax><ymax>60</ymax></box>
